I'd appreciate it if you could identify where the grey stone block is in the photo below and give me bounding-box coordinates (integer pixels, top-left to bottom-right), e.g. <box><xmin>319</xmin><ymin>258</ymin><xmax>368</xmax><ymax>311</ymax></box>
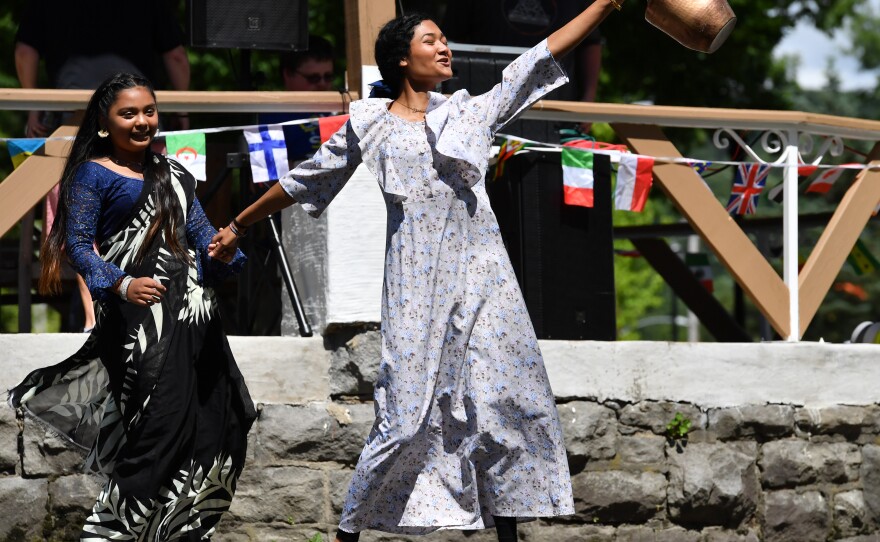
<box><xmin>214</xmin><ymin>523</ymin><xmax>332</xmax><ymax>541</ymax></box>
<box><xmin>254</xmin><ymin>403</ymin><xmax>374</xmax><ymax>465</ymax></box>
<box><xmin>520</xmin><ymin>522</ymin><xmax>616</xmax><ymax>541</ymax></box>
<box><xmin>619</xmin><ymin>402</ymin><xmax>704</xmax><ymax>435</ymax></box>
<box><xmin>330</xmin><ymin>469</ymin><xmax>354</xmax><ymax>517</ymax></box>
<box><xmin>0</xmin><ymin>406</ymin><xmax>19</xmax><ymax>473</ymax></box>
<box><xmin>0</xmin><ymin>476</ymin><xmax>49</xmax><ymax>540</ymax></box>
<box><xmin>701</xmin><ymin>527</ymin><xmax>761</xmax><ymax>541</ymax></box>
<box><xmin>708</xmin><ymin>405</ymin><xmax>795</xmax><ymax>440</ymax></box>
<box><xmin>328</xmin><ymin>328</ymin><xmax>382</xmax><ymax>397</ymax></box>
<box><xmin>45</xmin><ymin>474</ymin><xmax>104</xmax><ymax>542</ymax></box>
<box><xmin>795</xmin><ymin>406</ymin><xmax>879</xmax><ymax>438</ymax></box>
<box><xmin>760</xmin><ymin>440</ymin><xmax>859</xmax><ymax>488</ymax></box>
<box><xmin>21</xmin><ymin>417</ymin><xmax>85</xmax><ymax>476</ymax></box>
<box><xmin>572</xmin><ymin>470</ymin><xmax>666</xmax><ymax>524</ymax></box>
<box><xmin>617</xmin><ymin>433</ymin><xmax>666</xmax><ymax>466</ymax></box>
<box><xmin>763</xmin><ymin>489</ymin><xmax>829</xmax><ymax>542</ymax></box>
<box><xmin>617</xmin><ymin>524</ymin><xmax>701</xmax><ymax>541</ymax></box>
<box><xmin>229</xmin><ymin>465</ymin><xmax>326</xmax><ymax>525</ymax></box>
<box><xmin>557</xmin><ymin>401</ymin><xmax>617</xmax><ymax>467</ymax></box>
<box><xmin>862</xmin><ymin>445</ymin><xmax>880</xmax><ymax>522</ymax></box>
<box><xmin>667</xmin><ymin>442</ymin><xmax>759</xmax><ymax>527</ymax></box>
<box><xmin>49</xmin><ymin>473</ymin><xmax>103</xmax><ymax>512</ymax></box>
<box><xmin>834</xmin><ymin>490</ymin><xmax>871</xmax><ymax>539</ymax></box>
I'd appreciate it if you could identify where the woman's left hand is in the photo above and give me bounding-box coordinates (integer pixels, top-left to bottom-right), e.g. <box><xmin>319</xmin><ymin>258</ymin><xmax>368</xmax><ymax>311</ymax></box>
<box><xmin>208</xmin><ymin>227</ymin><xmax>239</xmax><ymax>263</ymax></box>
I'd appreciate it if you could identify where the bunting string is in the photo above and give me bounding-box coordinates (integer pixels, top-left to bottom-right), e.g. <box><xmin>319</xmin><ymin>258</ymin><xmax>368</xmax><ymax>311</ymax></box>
<box><xmin>2</xmin><ymin>120</ymin><xmax>878</xmax><ymax>173</ymax></box>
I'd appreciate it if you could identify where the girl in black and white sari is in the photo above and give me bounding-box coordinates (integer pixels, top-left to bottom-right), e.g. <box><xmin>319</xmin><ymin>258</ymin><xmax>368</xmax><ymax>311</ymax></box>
<box><xmin>9</xmin><ymin>73</ymin><xmax>256</xmax><ymax>541</ymax></box>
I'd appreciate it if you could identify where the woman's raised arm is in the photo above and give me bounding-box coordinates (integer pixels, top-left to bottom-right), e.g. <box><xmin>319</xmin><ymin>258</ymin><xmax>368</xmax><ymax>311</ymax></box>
<box><xmin>547</xmin><ymin>0</ymin><xmax>620</xmax><ymax>59</ymax></box>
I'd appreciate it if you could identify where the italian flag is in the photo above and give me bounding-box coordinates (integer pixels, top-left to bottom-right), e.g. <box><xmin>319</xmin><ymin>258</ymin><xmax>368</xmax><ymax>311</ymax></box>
<box><xmin>685</xmin><ymin>252</ymin><xmax>714</xmax><ymax>292</ymax></box>
<box><xmin>166</xmin><ymin>132</ymin><xmax>207</xmax><ymax>181</ymax></box>
<box><xmin>615</xmin><ymin>154</ymin><xmax>654</xmax><ymax>212</ymax></box>
<box><xmin>561</xmin><ymin>147</ymin><xmax>595</xmax><ymax>207</ymax></box>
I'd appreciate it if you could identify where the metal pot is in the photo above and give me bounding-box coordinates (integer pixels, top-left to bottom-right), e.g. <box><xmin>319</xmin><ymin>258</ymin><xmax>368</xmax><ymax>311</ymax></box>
<box><xmin>644</xmin><ymin>0</ymin><xmax>737</xmax><ymax>53</ymax></box>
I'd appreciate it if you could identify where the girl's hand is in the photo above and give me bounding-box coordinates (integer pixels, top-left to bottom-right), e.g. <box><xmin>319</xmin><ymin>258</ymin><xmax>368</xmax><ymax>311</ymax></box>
<box><xmin>208</xmin><ymin>226</ymin><xmax>240</xmax><ymax>262</ymax></box>
<box><xmin>128</xmin><ymin>277</ymin><xmax>167</xmax><ymax>307</ymax></box>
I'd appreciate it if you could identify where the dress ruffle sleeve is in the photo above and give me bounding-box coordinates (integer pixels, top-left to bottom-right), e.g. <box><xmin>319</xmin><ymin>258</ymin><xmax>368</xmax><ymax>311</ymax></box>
<box><xmin>279</xmin><ymin>119</ymin><xmax>363</xmax><ymax>218</ymax></box>
<box><xmin>463</xmin><ymin>38</ymin><xmax>568</xmax><ymax>133</ymax></box>
<box><xmin>427</xmin><ymin>38</ymin><xmax>568</xmax><ymax>190</ymax></box>
<box><xmin>65</xmin><ymin>168</ymin><xmax>125</xmax><ymax>302</ymax></box>
<box><xmin>185</xmin><ymin>197</ymin><xmax>246</xmax><ymax>285</ymax></box>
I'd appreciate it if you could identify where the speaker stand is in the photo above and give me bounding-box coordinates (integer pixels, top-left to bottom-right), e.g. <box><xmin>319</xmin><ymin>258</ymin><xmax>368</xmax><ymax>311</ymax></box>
<box><xmin>201</xmin><ymin>151</ymin><xmax>313</xmax><ymax>337</ymax></box>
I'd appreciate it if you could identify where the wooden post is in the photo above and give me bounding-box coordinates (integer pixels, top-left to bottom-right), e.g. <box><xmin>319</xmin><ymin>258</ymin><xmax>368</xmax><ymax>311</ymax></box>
<box><xmin>344</xmin><ymin>0</ymin><xmax>396</xmax><ymax>100</ymax></box>
<box><xmin>18</xmin><ymin>208</ymin><xmax>34</xmax><ymax>333</ymax></box>
<box><xmin>613</xmin><ymin>123</ymin><xmax>791</xmax><ymax>339</ymax></box>
<box><xmin>798</xmin><ymin>142</ymin><xmax>880</xmax><ymax>337</ymax></box>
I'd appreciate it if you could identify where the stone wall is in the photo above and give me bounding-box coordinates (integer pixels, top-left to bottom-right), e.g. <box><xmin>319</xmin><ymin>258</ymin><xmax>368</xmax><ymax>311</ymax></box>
<box><xmin>2</xmin><ymin>333</ymin><xmax>880</xmax><ymax>541</ymax></box>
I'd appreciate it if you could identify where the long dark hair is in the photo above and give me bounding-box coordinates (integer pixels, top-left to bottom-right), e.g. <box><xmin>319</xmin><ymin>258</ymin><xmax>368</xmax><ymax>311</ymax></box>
<box><xmin>40</xmin><ymin>72</ymin><xmax>190</xmax><ymax>295</ymax></box>
<box><xmin>374</xmin><ymin>13</ymin><xmax>430</xmax><ymax>99</ymax></box>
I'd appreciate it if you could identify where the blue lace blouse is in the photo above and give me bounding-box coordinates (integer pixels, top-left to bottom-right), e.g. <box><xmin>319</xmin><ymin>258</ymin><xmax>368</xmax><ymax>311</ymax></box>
<box><xmin>65</xmin><ymin>161</ymin><xmax>245</xmax><ymax>301</ymax></box>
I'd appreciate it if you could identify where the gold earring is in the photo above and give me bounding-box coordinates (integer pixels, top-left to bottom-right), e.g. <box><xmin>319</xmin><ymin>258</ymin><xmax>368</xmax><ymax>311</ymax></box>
<box><xmin>98</xmin><ymin>129</ymin><xmax>109</xmax><ymax>138</ymax></box>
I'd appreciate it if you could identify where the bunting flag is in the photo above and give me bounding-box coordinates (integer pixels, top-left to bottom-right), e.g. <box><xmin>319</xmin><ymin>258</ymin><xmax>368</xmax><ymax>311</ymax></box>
<box><xmin>165</xmin><ymin>132</ymin><xmax>207</xmax><ymax>181</ymax></box>
<box><xmin>7</xmin><ymin>138</ymin><xmax>46</xmax><ymax>169</ymax></box>
<box><xmin>767</xmin><ymin>182</ymin><xmax>784</xmax><ymax>205</ymax></box>
<box><xmin>493</xmin><ymin>138</ymin><xmax>529</xmax><ymax>180</ymax></box>
<box><xmin>561</xmin><ymin>147</ymin><xmax>595</xmax><ymax>207</ymax></box>
<box><xmin>798</xmin><ymin>163</ymin><xmax>819</xmax><ymax>177</ymax></box>
<box><xmin>834</xmin><ymin>281</ymin><xmax>868</xmax><ymax>301</ymax></box>
<box><xmin>615</xmin><ymin>154</ymin><xmax>654</xmax><ymax>212</ymax></box>
<box><xmin>615</xmin><ymin>249</ymin><xmax>641</xmax><ymax>258</ymax></box>
<box><xmin>726</xmin><ymin>162</ymin><xmax>771</xmax><ymax>215</ymax></box>
<box><xmin>689</xmin><ymin>160</ymin><xmax>712</xmax><ymax>175</ymax></box>
<box><xmin>805</xmin><ymin>165</ymin><xmax>855</xmax><ymax>194</ymax></box>
<box><xmin>847</xmin><ymin>239</ymin><xmax>880</xmax><ymax>275</ymax></box>
<box><xmin>318</xmin><ymin>114</ymin><xmax>350</xmax><ymax>143</ymax></box>
<box><xmin>244</xmin><ymin>125</ymin><xmax>289</xmax><ymax>183</ymax></box>
<box><xmin>685</xmin><ymin>252</ymin><xmax>714</xmax><ymax>292</ymax></box>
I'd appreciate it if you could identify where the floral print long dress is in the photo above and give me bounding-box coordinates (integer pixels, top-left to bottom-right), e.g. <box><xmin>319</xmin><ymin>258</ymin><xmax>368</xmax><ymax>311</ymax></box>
<box><xmin>280</xmin><ymin>39</ymin><xmax>575</xmax><ymax>534</ymax></box>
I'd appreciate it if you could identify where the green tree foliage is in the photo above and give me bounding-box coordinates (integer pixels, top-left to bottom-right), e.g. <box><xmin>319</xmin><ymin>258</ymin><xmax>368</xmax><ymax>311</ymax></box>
<box><xmin>599</xmin><ymin>0</ymin><xmax>863</xmax><ymax>109</ymax></box>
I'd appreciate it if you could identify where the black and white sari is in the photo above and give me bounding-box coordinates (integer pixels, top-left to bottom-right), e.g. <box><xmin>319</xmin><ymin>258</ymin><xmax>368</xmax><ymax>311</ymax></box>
<box><xmin>9</xmin><ymin>159</ymin><xmax>256</xmax><ymax>540</ymax></box>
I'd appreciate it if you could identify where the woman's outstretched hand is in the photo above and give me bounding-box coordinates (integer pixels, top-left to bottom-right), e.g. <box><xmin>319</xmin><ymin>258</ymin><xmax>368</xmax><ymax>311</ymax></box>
<box><xmin>208</xmin><ymin>226</ymin><xmax>240</xmax><ymax>262</ymax></box>
<box><xmin>547</xmin><ymin>0</ymin><xmax>621</xmax><ymax>59</ymax></box>
<box><xmin>128</xmin><ymin>277</ymin><xmax>167</xmax><ymax>307</ymax></box>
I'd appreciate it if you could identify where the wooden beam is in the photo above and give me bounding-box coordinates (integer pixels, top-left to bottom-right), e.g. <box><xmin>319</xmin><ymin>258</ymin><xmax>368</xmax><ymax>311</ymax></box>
<box><xmin>3</xmin><ymin>88</ymin><xmax>880</xmax><ymax>139</ymax></box>
<box><xmin>0</xmin><ymin>119</ymin><xmax>75</xmax><ymax>239</ymax></box>
<box><xmin>0</xmin><ymin>89</ymin><xmax>359</xmax><ymax>112</ymax></box>
<box><xmin>613</xmin><ymin>123</ymin><xmax>790</xmax><ymax>338</ymax></box>
<box><xmin>631</xmin><ymin>237</ymin><xmax>752</xmax><ymax>342</ymax></box>
<box><xmin>344</xmin><ymin>0</ymin><xmax>396</xmax><ymax>99</ymax></box>
<box><xmin>798</xmin><ymin>142</ymin><xmax>880</xmax><ymax>337</ymax></box>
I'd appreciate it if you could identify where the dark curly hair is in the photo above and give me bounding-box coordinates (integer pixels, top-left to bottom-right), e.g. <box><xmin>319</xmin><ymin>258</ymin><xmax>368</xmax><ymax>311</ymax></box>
<box><xmin>374</xmin><ymin>13</ymin><xmax>431</xmax><ymax>99</ymax></box>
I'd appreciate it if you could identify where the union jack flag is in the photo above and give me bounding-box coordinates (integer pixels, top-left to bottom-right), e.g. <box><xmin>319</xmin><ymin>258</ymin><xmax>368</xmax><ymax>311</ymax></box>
<box><xmin>726</xmin><ymin>163</ymin><xmax>771</xmax><ymax>215</ymax></box>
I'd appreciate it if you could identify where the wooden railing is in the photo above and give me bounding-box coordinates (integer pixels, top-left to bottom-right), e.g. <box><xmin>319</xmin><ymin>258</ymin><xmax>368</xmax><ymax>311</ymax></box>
<box><xmin>2</xmin><ymin>89</ymin><xmax>879</xmax><ymax>340</ymax></box>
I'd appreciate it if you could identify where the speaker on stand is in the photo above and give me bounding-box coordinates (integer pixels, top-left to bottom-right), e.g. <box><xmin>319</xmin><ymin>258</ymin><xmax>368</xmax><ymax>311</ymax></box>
<box><xmin>187</xmin><ymin>0</ymin><xmax>313</xmax><ymax>336</ymax></box>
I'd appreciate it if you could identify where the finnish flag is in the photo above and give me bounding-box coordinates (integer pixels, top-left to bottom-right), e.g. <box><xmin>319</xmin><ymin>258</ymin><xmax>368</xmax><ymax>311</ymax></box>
<box><xmin>244</xmin><ymin>125</ymin><xmax>289</xmax><ymax>183</ymax></box>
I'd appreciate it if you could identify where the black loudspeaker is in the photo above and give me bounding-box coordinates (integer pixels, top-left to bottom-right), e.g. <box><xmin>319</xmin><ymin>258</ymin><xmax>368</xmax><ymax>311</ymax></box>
<box><xmin>188</xmin><ymin>0</ymin><xmax>308</xmax><ymax>51</ymax></box>
<box><xmin>487</xmin><ymin>123</ymin><xmax>617</xmax><ymax>340</ymax></box>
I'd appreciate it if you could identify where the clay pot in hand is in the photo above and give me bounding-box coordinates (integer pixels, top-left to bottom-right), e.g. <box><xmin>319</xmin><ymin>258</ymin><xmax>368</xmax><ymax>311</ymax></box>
<box><xmin>644</xmin><ymin>0</ymin><xmax>737</xmax><ymax>53</ymax></box>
